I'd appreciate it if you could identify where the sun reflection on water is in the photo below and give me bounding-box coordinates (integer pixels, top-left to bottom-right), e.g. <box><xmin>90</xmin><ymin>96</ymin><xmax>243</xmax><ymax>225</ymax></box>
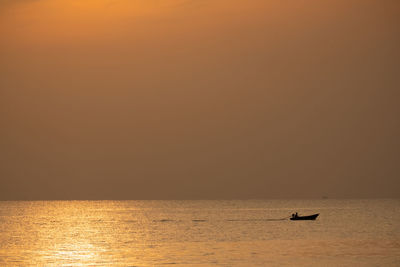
<box><xmin>22</xmin><ymin>201</ymin><xmax>121</xmax><ymax>266</ymax></box>
<box><xmin>49</xmin><ymin>242</ymin><xmax>102</xmax><ymax>266</ymax></box>
<box><xmin>1</xmin><ymin>200</ymin><xmax>399</xmax><ymax>266</ymax></box>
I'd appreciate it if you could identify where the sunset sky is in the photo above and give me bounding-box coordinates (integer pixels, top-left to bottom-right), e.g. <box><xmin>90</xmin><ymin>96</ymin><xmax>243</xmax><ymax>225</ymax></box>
<box><xmin>1</xmin><ymin>0</ymin><xmax>399</xmax><ymax>200</ymax></box>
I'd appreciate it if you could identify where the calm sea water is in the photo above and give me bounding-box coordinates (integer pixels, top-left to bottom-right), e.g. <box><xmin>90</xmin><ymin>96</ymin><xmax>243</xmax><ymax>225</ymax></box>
<box><xmin>0</xmin><ymin>199</ymin><xmax>399</xmax><ymax>266</ymax></box>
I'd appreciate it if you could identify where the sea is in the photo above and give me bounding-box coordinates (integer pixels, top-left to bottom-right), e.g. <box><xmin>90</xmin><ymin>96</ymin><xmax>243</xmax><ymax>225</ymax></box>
<box><xmin>0</xmin><ymin>199</ymin><xmax>399</xmax><ymax>266</ymax></box>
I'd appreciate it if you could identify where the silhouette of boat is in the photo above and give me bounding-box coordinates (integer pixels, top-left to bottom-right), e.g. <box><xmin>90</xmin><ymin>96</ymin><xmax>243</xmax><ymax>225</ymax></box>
<box><xmin>290</xmin><ymin>213</ymin><xmax>319</xmax><ymax>220</ymax></box>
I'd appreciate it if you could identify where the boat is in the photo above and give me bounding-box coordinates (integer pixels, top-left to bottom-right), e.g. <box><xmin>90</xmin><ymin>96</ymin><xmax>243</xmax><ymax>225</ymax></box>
<box><xmin>290</xmin><ymin>213</ymin><xmax>319</xmax><ymax>220</ymax></box>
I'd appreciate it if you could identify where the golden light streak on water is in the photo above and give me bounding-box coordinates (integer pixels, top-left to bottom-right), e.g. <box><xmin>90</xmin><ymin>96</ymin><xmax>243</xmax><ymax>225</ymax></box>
<box><xmin>0</xmin><ymin>200</ymin><xmax>399</xmax><ymax>266</ymax></box>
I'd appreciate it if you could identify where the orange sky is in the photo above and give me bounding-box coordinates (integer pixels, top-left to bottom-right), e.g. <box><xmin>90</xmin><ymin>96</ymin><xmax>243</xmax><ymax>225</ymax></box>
<box><xmin>1</xmin><ymin>0</ymin><xmax>399</xmax><ymax>199</ymax></box>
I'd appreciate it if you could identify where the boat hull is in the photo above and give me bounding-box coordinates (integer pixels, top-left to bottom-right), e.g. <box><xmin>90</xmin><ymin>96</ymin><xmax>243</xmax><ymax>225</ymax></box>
<box><xmin>290</xmin><ymin>213</ymin><xmax>319</xmax><ymax>220</ymax></box>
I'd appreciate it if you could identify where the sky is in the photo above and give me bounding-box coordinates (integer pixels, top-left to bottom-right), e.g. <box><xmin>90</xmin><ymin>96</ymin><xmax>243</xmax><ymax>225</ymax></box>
<box><xmin>0</xmin><ymin>0</ymin><xmax>399</xmax><ymax>200</ymax></box>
